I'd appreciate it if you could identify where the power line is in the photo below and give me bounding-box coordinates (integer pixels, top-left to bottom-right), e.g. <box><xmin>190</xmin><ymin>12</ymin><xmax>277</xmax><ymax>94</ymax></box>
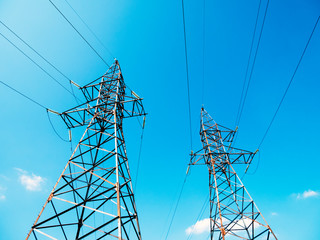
<box><xmin>258</xmin><ymin>15</ymin><xmax>320</xmax><ymax>149</ymax></box>
<box><xmin>63</xmin><ymin>0</ymin><xmax>115</xmax><ymax>59</ymax></box>
<box><xmin>236</xmin><ymin>0</ymin><xmax>270</xmax><ymax>127</ymax></box>
<box><xmin>202</xmin><ymin>0</ymin><xmax>205</xmax><ymax>104</ymax></box>
<box><xmin>0</xmin><ymin>80</ymin><xmax>71</xmax><ymax>142</ymax></box>
<box><xmin>186</xmin><ymin>193</ymin><xmax>209</xmax><ymax>240</ymax></box>
<box><xmin>133</xmin><ymin>117</ymin><xmax>146</xmax><ymax>191</ymax></box>
<box><xmin>0</xmin><ymin>80</ymin><xmax>47</xmax><ymax>110</ymax></box>
<box><xmin>164</xmin><ymin>174</ymin><xmax>188</xmax><ymax>240</ymax></box>
<box><xmin>181</xmin><ymin>0</ymin><xmax>193</xmax><ymax>151</ymax></box>
<box><xmin>48</xmin><ymin>0</ymin><xmax>110</xmax><ymax>67</ymax></box>
<box><xmin>0</xmin><ymin>31</ymin><xmax>75</xmax><ymax>96</ymax></box>
<box><xmin>47</xmin><ymin>110</ymin><xmax>70</xmax><ymax>142</ymax></box>
<box><xmin>235</xmin><ymin>0</ymin><xmax>262</xmax><ymax>127</ymax></box>
<box><xmin>163</xmin><ymin>0</ymin><xmax>194</xmax><ymax>238</ymax></box>
<box><xmin>0</xmin><ymin>20</ymin><xmax>81</xmax><ymax>103</ymax></box>
<box><xmin>0</xmin><ymin>21</ymin><xmax>72</xmax><ymax>83</ymax></box>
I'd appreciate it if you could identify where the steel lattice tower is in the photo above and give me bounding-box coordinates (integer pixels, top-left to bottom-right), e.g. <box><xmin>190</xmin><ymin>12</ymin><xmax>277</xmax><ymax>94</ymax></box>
<box><xmin>189</xmin><ymin>108</ymin><xmax>277</xmax><ymax>240</ymax></box>
<box><xmin>26</xmin><ymin>60</ymin><xmax>145</xmax><ymax>240</ymax></box>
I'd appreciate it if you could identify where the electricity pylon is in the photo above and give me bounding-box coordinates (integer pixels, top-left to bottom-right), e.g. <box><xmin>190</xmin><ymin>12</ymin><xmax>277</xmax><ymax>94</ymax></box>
<box><xmin>26</xmin><ymin>60</ymin><xmax>145</xmax><ymax>240</ymax></box>
<box><xmin>189</xmin><ymin>108</ymin><xmax>277</xmax><ymax>240</ymax></box>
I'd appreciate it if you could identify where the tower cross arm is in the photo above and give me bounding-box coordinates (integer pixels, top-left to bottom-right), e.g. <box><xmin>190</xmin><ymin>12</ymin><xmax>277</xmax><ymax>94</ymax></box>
<box><xmin>59</xmin><ymin>101</ymin><xmax>97</xmax><ymax>129</ymax></box>
<box><xmin>189</xmin><ymin>149</ymin><xmax>207</xmax><ymax>165</ymax></box>
<box><xmin>227</xmin><ymin>147</ymin><xmax>258</xmax><ymax>165</ymax></box>
<box><xmin>121</xmin><ymin>95</ymin><xmax>146</xmax><ymax>118</ymax></box>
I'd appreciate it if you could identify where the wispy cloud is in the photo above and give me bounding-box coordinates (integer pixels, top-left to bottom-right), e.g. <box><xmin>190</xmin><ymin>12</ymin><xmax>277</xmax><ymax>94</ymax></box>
<box><xmin>296</xmin><ymin>190</ymin><xmax>320</xmax><ymax>199</ymax></box>
<box><xmin>186</xmin><ymin>217</ymin><xmax>260</xmax><ymax>236</ymax></box>
<box><xmin>186</xmin><ymin>218</ymin><xmax>210</xmax><ymax>235</ymax></box>
<box><xmin>0</xmin><ymin>185</ymin><xmax>6</xmax><ymax>201</ymax></box>
<box><xmin>15</xmin><ymin>168</ymin><xmax>45</xmax><ymax>191</ymax></box>
<box><xmin>271</xmin><ymin>212</ymin><xmax>278</xmax><ymax>216</ymax></box>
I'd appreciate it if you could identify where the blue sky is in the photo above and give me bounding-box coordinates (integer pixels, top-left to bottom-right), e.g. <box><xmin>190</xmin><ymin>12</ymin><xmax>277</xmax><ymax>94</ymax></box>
<box><xmin>0</xmin><ymin>0</ymin><xmax>320</xmax><ymax>239</ymax></box>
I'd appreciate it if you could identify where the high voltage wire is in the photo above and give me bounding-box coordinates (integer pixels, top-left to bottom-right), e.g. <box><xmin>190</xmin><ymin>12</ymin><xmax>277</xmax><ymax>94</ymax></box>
<box><xmin>164</xmin><ymin>175</ymin><xmax>188</xmax><ymax>240</ymax></box>
<box><xmin>0</xmin><ymin>31</ymin><xmax>75</xmax><ymax>97</ymax></box>
<box><xmin>0</xmin><ymin>80</ymin><xmax>70</xmax><ymax>142</ymax></box>
<box><xmin>63</xmin><ymin>0</ymin><xmax>115</xmax><ymax>60</ymax></box>
<box><xmin>257</xmin><ymin>15</ymin><xmax>320</xmax><ymax>149</ymax></box>
<box><xmin>202</xmin><ymin>0</ymin><xmax>205</xmax><ymax>104</ymax></box>
<box><xmin>48</xmin><ymin>0</ymin><xmax>110</xmax><ymax>67</ymax></box>
<box><xmin>0</xmin><ymin>21</ymin><xmax>73</xmax><ymax>83</ymax></box>
<box><xmin>133</xmin><ymin>117</ymin><xmax>146</xmax><ymax>191</ymax></box>
<box><xmin>186</xmin><ymin>193</ymin><xmax>209</xmax><ymax>240</ymax></box>
<box><xmin>235</xmin><ymin>0</ymin><xmax>270</xmax><ymax>128</ymax></box>
<box><xmin>181</xmin><ymin>0</ymin><xmax>193</xmax><ymax>151</ymax></box>
<box><xmin>0</xmin><ymin>20</ymin><xmax>81</xmax><ymax>103</ymax></box>
<box><xmin>235</xmin><ymin>0</ymin><xmax>262</xmax><ymax>127</ymax></box>
<box><xmin>0</xmin><ymin>81</ymin><xmax>47</xmax><ymax>110</ymax></box>
<box><xmin>163</xmin><ymin>0</ymin><xmax>194</xmax><ymax>238</ymax></box>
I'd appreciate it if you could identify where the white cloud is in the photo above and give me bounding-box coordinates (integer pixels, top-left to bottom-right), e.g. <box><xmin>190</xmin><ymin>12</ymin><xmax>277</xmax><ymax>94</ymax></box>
<box><xmin>296</xmin><ymin>190</ymin><xmax>320</xmax><ymax>199</ymax></box>
<box><xmin>15</xmin><ymin>168</ymin><xmax>45</xmax><ymax>191</ymax></box>
<box><xmin>186</xmin><ymin>218</ymin><xmax>210</xmax><ymax>235</ymax></box>
<box><xmin>271</xmin><ymin>212</ymin><xmax>278</xmax><ymax>216</ymax></box>
<box><xmin>186</xmin><ymin>217</ymin><xmax>260</xmax><ymax>236</ymax></box>
<box><xmin>0</xmin><ymin>185</ymin><xmax>6</xmax><ymax>201</ymax></box>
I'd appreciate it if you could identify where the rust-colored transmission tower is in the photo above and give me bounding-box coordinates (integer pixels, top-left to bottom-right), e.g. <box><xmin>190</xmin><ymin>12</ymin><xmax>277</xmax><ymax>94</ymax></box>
<box><xmin>189</xmin><ymin>108</ymin><xmax>277</xmax><ymax>240</ymax></box>
<box><xmin>26</xmin><ymin>60</ymin><xmax>145</xmax><ymax>240</ymax></box>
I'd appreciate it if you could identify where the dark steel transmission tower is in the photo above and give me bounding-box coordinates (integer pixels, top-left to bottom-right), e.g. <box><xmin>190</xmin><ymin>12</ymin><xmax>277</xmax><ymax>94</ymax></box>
<box><xmin>189</xmin><ymin>108</ymin><xmax>277</xmax><ymax>240</ymax></box>
<box><xmin>26</xmin><ymin>60</ymin><xmax>145</xmax><ymax>240</ymax></box>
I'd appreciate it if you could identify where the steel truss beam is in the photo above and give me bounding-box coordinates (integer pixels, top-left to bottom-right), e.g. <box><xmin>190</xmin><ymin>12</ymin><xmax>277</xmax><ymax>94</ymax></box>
<box><xmin>189</xmin><ymin>108</ymin><xmax>277</xmax><ymax>240</ymax></box>
<box><xmin>26</xmin><ymin>60</ymin><xmax>145</xmax><ymax>240</ymax></box>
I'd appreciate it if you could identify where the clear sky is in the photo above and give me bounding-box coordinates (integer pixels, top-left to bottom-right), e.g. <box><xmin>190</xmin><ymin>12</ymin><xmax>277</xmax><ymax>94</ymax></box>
<box><xmin>0</xmin><ymin>0</ymin><xmax>319</xmax><ymax>239</ymax></box>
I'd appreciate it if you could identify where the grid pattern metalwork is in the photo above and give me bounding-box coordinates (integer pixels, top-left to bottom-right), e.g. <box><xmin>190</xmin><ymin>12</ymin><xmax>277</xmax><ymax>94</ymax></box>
<box><xmin>190</xmin><ymin>108</ymin><xmax>277</xmax><ymax>240</ymax></box>
<box><xmin>26</xmin><ymin>60</ymin><xmax>145</xmax><ymax>240</ymax></box>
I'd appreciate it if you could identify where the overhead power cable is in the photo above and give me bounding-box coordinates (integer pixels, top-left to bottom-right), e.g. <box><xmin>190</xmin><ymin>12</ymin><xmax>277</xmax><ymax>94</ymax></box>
<box><xmin>0</xmin><ymin>80</ymin><xmax>70</xmax><ymax>142</ymax></box>
<box><xmin>235</xmin><ymin>0</ymin><xmax>262</xmax><ymax>127</ymax></box>
<box><xmin>0</xmin><ymin>81</ymin><xmax>47</xmax><ymax>110</ymax></box>
<box><xmin>181</xmin><ymin>0</ymin><xmax>193</xmax><ymax>151</ymax></box>
<box><xmin>0</xmin><ymin>20</ymin><xmax>81</xmax><ymax>103</ymax></box>
<box><xmin>0</xmin><ymin>31</ymin><xmax>75</xmax><ymax>97</ymax></box>
<box><xmin>48</xmin><ymin>0</ymin><xmax>110</xmax><ymax>67</ymax></box>
<box><xmin>257</xmin><ymin>15</ymin><xmax>320</xmax><ymax>149</ymax></box>
<box><xmin>63</xmin><ymin>0</ymin><xmax>115</xmax><ymax>59</ymax></box>
<box><xmin>164</xmin><ymin>1</ymin><xmax>196</xmax><ymax>238</ymax></box>
<box><xmin>163</xmin><ymin>0</ymin><xmax>194</xmax><ymax>238</ymax></box>
<box><xmin>236</xmin><ymin>0</ymin><xmax>270</xmax><ymax>127</ymax></box>
<box><xmin>133</xmin><ymin>116</ymin><xmax>146</xmax><ymax>191</ymax></box>
<box><xmin>202</xmin><ymin>0</ymin><xmax>206</xmax><ymax>104</ymax></box>
<box><xmin>164</xmin><ymin>175</ymin><xmax>188</xmax><ymax>240</ymax></box>
<box><xmin>0</xmin><ymin>21</ymin><xmax>72</xmax><ymax>83</ymax></box>
<box><xmin>186</xmin><ymin>193</ymin><xmax>209</xmax><ymax>240</ymax></box>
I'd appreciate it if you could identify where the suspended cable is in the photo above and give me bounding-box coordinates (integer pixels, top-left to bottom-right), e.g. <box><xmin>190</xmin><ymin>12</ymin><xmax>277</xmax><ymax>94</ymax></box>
<box><xmin>46</xmin><ymin>110</ymin><xmax>70</xmax><ymax>142</ymax></box>
<box><xmin>0</xmin><ymin>80</ymin><xmax>47</xmax><ymax>110</ymax></box>
<box><xmin>0</xmin><ymin>20</ymin><xmax>81</xmax><ymax>103</ymax></box>
<box><xmin>133</xmin><ymin>117</ymin><xmax>146</xmax><ymax>191</ymax></box>
<box><xmin>163</xmin><ymin>1</ymin><xmax>195</xmax><ymax>238</ymax></box>
<box><xmin>0</xmin><ymin>31</ymin><xmax>75</xmax><ymax>96</ymax></box>
<box><xmin>181</xmin><ymin>0</ymin><xmax>193</xmax><ymax>151</ymax></box>
<box><xmin>0</xmin><ymin>21</ymin><xmax>72</xmax><ymax>83</ymax></box>
<box><xmin>0</xmin><ymin>80</ymin><xmax>70</xmax><ymax>142</ymax></box>
<box><xmin>186</xmin><ymin>193</ymin><xmax>209</xmax><ymax>240</ymax></box>
<box><xmin>257</xmin><ymin>16</ymin><xmax>320</xmax><ymax>149</ymax></box>
<box><xmin>163</xmin><ymin>1</ymin><xmax>194</xmax><ymax>237</ymax></box>
<box><xmin>234</xmin><ymin>0</ymin><xmax>262</xmax><ymax>127</ymax></box>
<box><xmin>63</xmin><ymin>0</ymin><xmax>115</xmax><ymax>59</ymax></box>
<box><xmin>164</xmin><ymin>174</ymin><xmax>188</xmax><ymax>240</ymax></box>
<box><xmin>202</xmin><ymin>0</ymin><xmax>205</xmax><ymax>104</ymax></box>
<box><xmin>236</xmin><ymin>0</ymin><xmax>270</xmax><ymax>127</ymax></box>
<box><xmin>48</xmin><ymin>0</ymin><xmax>110</xmax><ymax>67</ymax></box>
